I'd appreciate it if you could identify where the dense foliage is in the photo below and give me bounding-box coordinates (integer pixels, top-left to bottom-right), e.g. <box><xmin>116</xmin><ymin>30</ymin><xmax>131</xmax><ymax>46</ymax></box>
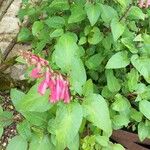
<box><xmin>2</xmin><ymin>0</ymin><xmax>150</xmax><ymax>149</ymax></box>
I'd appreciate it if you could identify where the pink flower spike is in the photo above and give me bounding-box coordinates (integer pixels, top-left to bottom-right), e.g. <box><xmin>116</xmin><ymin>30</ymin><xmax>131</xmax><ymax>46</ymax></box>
<box><xmin>64</xmin><ymin>85</ymin><xmax>70</xmax><ymax>103</ymax></box>
<box><xmin>139</xmin><ymin>0</ymin><xmax>144</xmax><ymax>7</ymax></box>
<box><xmin>48</xmin><ymin>79</ymin><xmax>57</xmax><ymax>103</ymax></box>
<box><xmin>38</xmin><ymin>79</ymin><xmax>48</xmax><ymax>95</ymax></box>
<box><xmin>59</xmin><ymin>80</ymin><xmax>66</xmax><ymax>100</ymax></box>
<box><xmin>30</xmin><ymin>63</ymin><xmax>41</xmax><ymax>78</ymax></box>
<box><xmin>55</xmin><ymin>77</ymin><xmax>61</xmax><ymax>101</ymax></box>
<box><xmin>145</xmin><ymin>0</ymin><xmax>150</xmax><ymax>7</ymax></box>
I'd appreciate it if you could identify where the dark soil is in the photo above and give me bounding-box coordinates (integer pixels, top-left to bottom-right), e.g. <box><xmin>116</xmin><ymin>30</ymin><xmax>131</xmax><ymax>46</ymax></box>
<box><xmin>0</xmin><ymin>92</ymin><xmax>22</xmax><ymax>150</ymax></box>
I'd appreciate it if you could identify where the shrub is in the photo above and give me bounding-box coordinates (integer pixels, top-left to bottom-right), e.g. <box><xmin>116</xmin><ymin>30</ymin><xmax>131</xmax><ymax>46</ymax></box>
<box><xmin>7</xmin><ymin>0</ymin><xmax>150</xmax><ymax>149</ymax></box>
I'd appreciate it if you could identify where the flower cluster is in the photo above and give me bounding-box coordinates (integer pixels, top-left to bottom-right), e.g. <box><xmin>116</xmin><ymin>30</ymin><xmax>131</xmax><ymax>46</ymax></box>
<box><xmin>138</xmin><ymin>0</ymin><xmax>150</xmax><ymax>8</ymax></box>
<box><xmin>21</xmin><ymin>51</ymin><xmax>71</xmax><ymax>103</ymax></box>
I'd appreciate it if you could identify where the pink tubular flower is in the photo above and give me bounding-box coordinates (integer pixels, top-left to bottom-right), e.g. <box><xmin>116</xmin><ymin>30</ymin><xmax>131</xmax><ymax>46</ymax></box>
<box><xmin>146</xmin><ymin>0</ymin><xmax>150</xmax><ymax>7</ymax></box>
<box><xmin>38</xmin><ymin>68</ymin><xmax>51</xmax><ymax>95</ymax></box>
<box><xmin>64</xmin><ymin>83</ymin><xmax>70</xmax><ymax>103</ymax></box>
<box><xmin>20</xmin><ymin>51</ymin><xmax>71</xmax><ymax>104</ymax></box>
<box><xmin>138</xmin><ymin>0</ymin><xmax>150</xmax><ymax>8</ymax></box>
<box><xmin>139</xmin><ymin>0</ymin><xmax>144</xmax><ymax>7</ymax></box>
<box><xmin>30</xmin><ymin>63</ymin><xmax>41</xmax><ymax>78</ymax></box>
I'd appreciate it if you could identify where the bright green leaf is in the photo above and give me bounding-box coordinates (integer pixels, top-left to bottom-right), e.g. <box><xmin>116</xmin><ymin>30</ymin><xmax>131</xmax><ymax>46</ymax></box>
<box><xmin>111</xmin><ymin>94</ymin><xmax>131</xmax><ymax>112</ymax></box>
<box><xmin>17</xmin><ymin>84</ymin><xmax>52</xmax><ymax>112</ymax></box>
<box><xmin>88</xmin><ymin>27</ymin><xmax>103</xmax><ymax>45</ymax></box>
<box><xmin>68</xmin><ymin>4</ymin><xmax>86</xmax><ymax>23</ymax></box>
<box><xmin>106</xmin><ymin>51</ymin><xmax>130</xmax><ymax>69</ymax></box>
<box><xmin>131</xmin><ymin>55</ymin><xmax>150</xmax><ymax>83</ymax></box>
<box><xmin>17</xmin><ymin>120</ymin><xmax>32</xmax><ymax>140</ymax></box>
<box><xmin>85</xmin><ymin>3</ymin><xmax>101</xmax><ymax>26</ymax></box>
<box><xmin>6</xmin><ymin>136</ymin><xmax>28</xmax><ymax>150</ymax></box>
<box><xmin>126</xmin><ymin>68</ymin><xmax>139</xmax><ymax>92</ymax></box>
<box><xmin>121</xmin><ymin>37</ymin><xmax>138</xmax><ymax>53</ymax></box>
<box><xmin>83</xmin><ymin>94</ymin><xmax>112</xmax><ymax>134</ymax></box>
<box><xmin>50</xmin><ymin>28</ymin><xmax>64</xmax><ymax>38</ymax></box>
<box><xmin>86</xmin><ymin>53</ymin><xmax>105</xmax><ymax>70</ymax></box>
<box><xmin>83</xmin><ymin>79</ymin><xmax>93</xmax><ymax>97</ymax></box>
<box><xmin>48</xmin><ymin>102</ymin><xmax>83</xmax><ymax>149</ymax></box>
<box><xmin>70</xmin><ymin>57</ymin><xmax>86</xmax><ymax>95</ymax></box>
<box><xmin>29</xmin><ymin>135</ymin><xmax>54</xmax><ymax>150</ymax></box>
<box><xmin>49</xmin><ymin>0</ymin><xmax>69</xmax><ymax>11</ymax></box>
<box><xmin>128</xmin><ymin>6</ymin><xmax>145</xmax><ymax>20</ymax></box>
<box><xmin>54</xmin><ymin>33</ymin><xmax>78</xmax><ymax>72</ymax></box>
<box><xmin>32</xmin><ymin>21</ymin><xmax>44</xmax><ymax>37</ymax></box>
<box><xmin>45</xmin><ymin>16</ymin><xmax>65</xmax><ymax>29</ymax></box>
<box><xmin>138</xmin><ymin>122</ymin><xmax>150</xmax><ymax>141</ymax></box>
<box><xmin>105</xmin><ymin>69</ymin><xmax>121</xmax><ymax>93</ymax></box>
<box><xmin>100</xmin><ymin>4</ymin><xmax>118</xmax><ymax>24</ymax></box>
<box><xmin>111</xmin><ymin>19</ymin><xmax>125</xmax><ymax>41</ymax></box>
<box><xmin>139</xmin><ymin>100</ymin><xmax>150</xmax><ymax>120</ymax></box>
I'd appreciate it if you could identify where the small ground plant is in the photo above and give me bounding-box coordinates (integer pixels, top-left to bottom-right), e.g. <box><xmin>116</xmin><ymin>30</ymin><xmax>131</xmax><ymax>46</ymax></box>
<box><xmin>4</xmin><ymin>0</ymin><xmax>150</xmax><ymax>149</ymax></box>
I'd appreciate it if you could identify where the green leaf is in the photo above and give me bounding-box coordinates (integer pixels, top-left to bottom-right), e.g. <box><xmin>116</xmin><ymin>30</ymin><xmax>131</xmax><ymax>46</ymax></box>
<box><xmin>17</xmin><ymin>120</ymin><xmax>32</xmax><ymax>140</ymax></box>
<box><xmin>95</xmin><ymin>135</ymin><xmax>109</xmax><ymax>147</ymax></box>
<box><xmin>35</xmin><ymin>40</ymin><xmax>47</xmax><ymax>53</ymax></box>
<box><xmin>138</xmin><ymin>122</ymin><xmax>150</xmax><ymax>141</ymax></box>
<box><xmin>32</xmin><ymin>21</ymin><xmax>44</xmax><ymax>37</ymax></box>
<box><xmin>10</xmin><ymin>89</ymin><xmax>25</xmax><ymax>111</ymax></box>
<box><xmin>49</xmin><ymin>0</ymin><xmax>69</xmax><ymax>11</ymax></box>
<box><xmin>48</xmin><ymin>102</ymin><xmax>83</xmax><ymax>149</ymax></box>
<box><xmin>83</xmin><ymin>94</ymin><xmax>112</xmax><ymax>134</ymax></box>
<box><xmin>105</xmin><ymin>70</ymin><xmax>121</xmax><ymax>93</ymax></box>
<box><xmin>17</xmin><ymin>27</ymin><xmax>32</xmax><ymax>42</ymax></box>
<box><xmin>126</xmin><ymin>68</ymin><xmax>139</xmax><ymax>92</ymax></box>
<box><xmin>70</xmin><ymin>57</ymin><xmax>86</xmax><ymax>95</ymax></box>
<box><xmin>0</xmin><ymin>111</ymin><xmax>13</xmax><ymax>127</ymax></box>
<box><xmin>111</xmin><ymin>19</ymin><xmax>125</xmax><ymax>41</ymax></box>
<box><xmin>50</xmin><ymin>28</ymin><xmax>64</xmax><ymax>38</ymax></box>
<box><xmin>113</xmin><ymin>114</ymin><xmax>130</xmax><ymax>128</ymax></box>
<box><xmin>45</xmin><ymin>16</ymin><xmax>65</xmax><ymax>29</ymax></box>
<box><xmin>106</xmin><ymin>51</ymin><xmax>130</xmax><ymax>69</ymax></box>
<box><xmin>78</xmin><ymin>36</ymin><xmax>86</xmax><ymax>45</ymax></box>
<box><xmin>86</xmin><ymin>53</ymin><xmax>105</xmax><ymax>70</ymax></box>
<box><xmin>68</xmin><ymin>4</ymin><xmax>86</xmax><ymax>23</ymax></box>
<box><xmin>130</xmin><ymin>108</ymin><xmax>143</xmax><ymax>122</ymax></box>
<box><xmin>22</xmin><ymin>112</ymin><xmax>48</xmax><ymax>127</ymax></box>
<box><xmin>115</xmin><ymin>0</ymin><xmax>127</xmax><ymax>7</ymax></box>
<box><xmin>83</xmin><ymin>79</ymin><xmax>93</xmax><ymax>97</ymax></box>
<box><xmin>17</xmin><ymin>84</ymin><xmax>52</xmax><ymax>112</ymax></box>
<box><xmin>112</xmin><ymin>144</ymin><xmax>125</xmax><ymax>150</ymax></box>
<box><xmin>85</xmin><ymin>2</ymin><xmax>101</xmax><ymax>26</ymax></box>
<box><xmin>111</xmin><ymin>94</ymin><xmax>131</xmax><ymax>112</ymax></box>
<box><xmin>131</xmin><ymin>55</ymin><xmax>150</xmax><ymax>83</ymax></box>
<box><xmin>88</xmin><ymin>27</ymin><xmax>103</xmax><ymax>45</ymax></box>
<box><xmin>100</xmin><ymin>4</ymin><xmax>118</xmax><ymax>24</ymax></box>
<box><xmin>6</xmin><ymin>136</ymin><xmax>28</xmax><ymax>150</ymax></box>
<box><xmin>128</xmin><ymin>6</ymin><xmax>145</xmax><ymax>20</ymax></box>
<box><xmin>29</xmin><ymin>135</ymin><xmax>54</xmax><ymax>150</ymax></box>
<box><xmin>139</xmin><ymin>100</ymin><xmax>150</xmax><ymax>120</ymax></box>
<box><xmin>54</xmin><ymin>33</ymin><xmax>78</xmax><ymax>72</ymax></box>
<box><xmin>121</xmin><ymin>37</ymin><xmax>138</xmax><ymax>53</ymax></box>
<box><xmin>68</xmin><ymin>134</ymin><xmax>79</xmax><ymax>150</ymax></box>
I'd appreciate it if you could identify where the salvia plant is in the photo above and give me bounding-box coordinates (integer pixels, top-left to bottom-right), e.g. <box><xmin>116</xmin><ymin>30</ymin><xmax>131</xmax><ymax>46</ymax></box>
<box><xmin>4</xmin><ymin>0</ymin><xmax>150</xmax><ymax>149</ymax></box>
